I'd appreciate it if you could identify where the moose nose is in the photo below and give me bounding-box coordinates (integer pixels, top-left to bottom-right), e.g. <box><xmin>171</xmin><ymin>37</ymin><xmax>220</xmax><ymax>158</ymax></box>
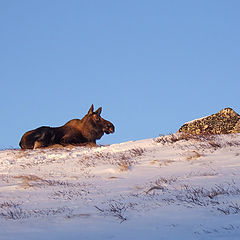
<box><xmin>108</xmin><ymin>123</ymin><xmax>115</xmax><ymax>133</ymax></box>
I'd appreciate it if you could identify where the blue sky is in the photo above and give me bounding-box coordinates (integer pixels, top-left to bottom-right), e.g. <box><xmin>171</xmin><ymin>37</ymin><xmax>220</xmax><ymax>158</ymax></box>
<box><xmin>0</xmin><ymin>0</ymin><xmax>240</xmax><ymax>148</ymax></box>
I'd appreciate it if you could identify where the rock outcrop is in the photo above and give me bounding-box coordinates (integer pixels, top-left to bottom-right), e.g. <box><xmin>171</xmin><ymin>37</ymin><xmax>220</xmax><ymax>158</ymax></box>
<box><xmin>178</xmin><ymin>108</ymin><xmax>240</xmax><ymax>135</ymax></box>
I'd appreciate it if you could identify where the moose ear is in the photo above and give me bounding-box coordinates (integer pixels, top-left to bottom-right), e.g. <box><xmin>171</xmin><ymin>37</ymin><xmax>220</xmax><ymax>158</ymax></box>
<box><xmin>95</xmin><ymin>107</ymin><xmax>102</xmax><ymax>116</ymax></box>
<box><xmin>88</xmin><ymin>104</ymin><xmax>94</xmax><ymax>115</ymax></box>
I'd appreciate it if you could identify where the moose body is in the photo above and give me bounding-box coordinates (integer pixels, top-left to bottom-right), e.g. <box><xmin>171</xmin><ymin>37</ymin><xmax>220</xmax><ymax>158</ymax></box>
<box><xmin>19</xmin><ymin>105</ymin><xmax>115</xmax><ymax>149</ymax></box>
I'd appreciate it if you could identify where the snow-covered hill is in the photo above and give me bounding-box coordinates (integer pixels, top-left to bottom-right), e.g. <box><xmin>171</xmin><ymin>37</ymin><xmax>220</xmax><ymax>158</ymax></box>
<box><xmin>1</xmin><ymin>134</ymin><xmax>240</xmax><ymax>240</ymax></box>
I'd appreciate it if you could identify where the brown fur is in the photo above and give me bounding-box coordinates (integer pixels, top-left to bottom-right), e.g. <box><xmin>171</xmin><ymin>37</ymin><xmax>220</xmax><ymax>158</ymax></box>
<box><xmin>19</xmin><ymin>105</ymin><xmax>115</xmax><ymax>149</ymax></box>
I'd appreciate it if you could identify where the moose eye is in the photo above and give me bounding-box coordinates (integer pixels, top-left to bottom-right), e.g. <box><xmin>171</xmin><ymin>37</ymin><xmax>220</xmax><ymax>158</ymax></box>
<box><xmin>94</xmin><ymin>115</ymin><xmax>100</xmax><ymax>121</ymax></box>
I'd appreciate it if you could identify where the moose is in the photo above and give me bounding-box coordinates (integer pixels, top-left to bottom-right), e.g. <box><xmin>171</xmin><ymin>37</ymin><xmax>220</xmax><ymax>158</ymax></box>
<box><xmin>19</xmin><ymin>105</ymin><xmax>115</xmax><ymax>149</ymax></box>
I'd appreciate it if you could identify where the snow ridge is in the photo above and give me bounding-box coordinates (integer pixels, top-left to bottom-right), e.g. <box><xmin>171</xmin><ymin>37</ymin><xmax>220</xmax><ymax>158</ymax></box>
<box><xmin>0</xmin><ymin>134</ymin><xmax>240</xmax><ymax>240</ymax></box>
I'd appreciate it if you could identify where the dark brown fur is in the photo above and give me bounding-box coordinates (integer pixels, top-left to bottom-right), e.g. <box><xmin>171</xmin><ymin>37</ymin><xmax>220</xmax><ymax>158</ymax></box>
<box><xmin>19</xmin><ymin>105</ymin><xmax>115</xmax><ymax>149</ymax></box>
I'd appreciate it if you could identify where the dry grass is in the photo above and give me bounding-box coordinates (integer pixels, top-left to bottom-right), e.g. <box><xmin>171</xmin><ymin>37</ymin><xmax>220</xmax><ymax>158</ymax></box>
<box><xmin>187</xmin><ymin>171</ymin><xmax>218</xmax><ymax>178</ymax></box>
<box><xmin>154</xmin><ymin>133</ymin><xmax>214</xmax><ymax>144</ymax></box>
<box><xmin>14</xmin><ymin>175</ymin><xmax>48</xmax><ymax>188</ymax></box>
<box><xmin>118</xmin><ymin>161</ymin><xmax>132</xmax><ymax>172</ymax></box>
<box><xmin>149</xmin><ymin>159</ymin><xmax>175</xmax><ymax>167</ymax></box>
<box><xmin>217</xmin><ymin>202</ymin><xmax>240</xmax><ymax>215</ymax></box>
<box><xmin>143</xmin><ymin>177</ymin><xmax>240</xmax><ymax>217</ymax></box>
<box><xmin>95</xmin><ymin>200</ymin><xmax>130</xmax><ymax>223</ymax></box>
<box><xmin>0</xmin><ymin>199</ymin><xmax>72</xmax><ymax>220</ymax></box>
<box><xmin>155</xmin><ymin>133</ymin><xmax>240</xmax><ymax>152</ymax></box>
<box><xmin>146</xmin><ymin>177</ymin><xmax>178</xmax><ymax>194</ymax></box>
<box><xmin>174</xmin><ymin>182</ymin><xmax>240</xmax><ymax>209</ymax></box>
<box><xmin>184</xmin><ymin>151</ymin><xmax>202</xmax><ymax>161</ymax></box>
<box><xmin>0</xmin><ymin>203</ymin><xmax>71</xmax><ymax>220</ymax></box>
<box><xmin>13</xmin><ymin>174</ymin><xmax>89</xmax><ymax>189</ymax></box>
<box><xmin>81</xmin><ymin>147</ymin><xmax>145</xmax><ymax>171</ymax></box>
<box><xmin>51</xmin><ymin>189</ymin><xmax>89</xmax><ymax>200</ymax></box>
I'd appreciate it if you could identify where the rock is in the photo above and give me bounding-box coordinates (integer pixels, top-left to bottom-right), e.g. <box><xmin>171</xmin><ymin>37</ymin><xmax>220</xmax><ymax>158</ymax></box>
<box><xmin>178</xmin><ymin>108</ymin><xmax>240</xmax><ymax>135</ymax></box>
<box><xmin>233</xmin><ymin>120</ymin><xmax>240</xmax><ymax>133</ymax></box>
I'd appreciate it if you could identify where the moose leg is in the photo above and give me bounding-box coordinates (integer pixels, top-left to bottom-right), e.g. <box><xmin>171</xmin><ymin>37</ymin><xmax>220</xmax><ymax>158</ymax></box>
<box><xmin>33</xmin><ymin>141</ymin><xmax>44</xmax><ymax>149</ymax></box>
<box><xmin>80</xmin><ymin>142</ymin><xmax>98</xmax><ymax>147</ymax></box>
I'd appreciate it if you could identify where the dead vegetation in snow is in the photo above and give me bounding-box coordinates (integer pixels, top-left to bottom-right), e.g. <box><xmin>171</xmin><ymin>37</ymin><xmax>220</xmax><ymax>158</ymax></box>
<box><xmin>0</xmin><ymin>134</ymin><xmax>240</xmax><ymax>239</ymax></box>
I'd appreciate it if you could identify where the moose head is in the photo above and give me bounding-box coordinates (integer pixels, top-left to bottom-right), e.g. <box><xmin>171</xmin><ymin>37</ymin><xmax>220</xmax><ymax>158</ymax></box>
<box><xmin>79</xmin><ymin>104</ymin><xmax>115</xmax><ymax>141</ymax></box>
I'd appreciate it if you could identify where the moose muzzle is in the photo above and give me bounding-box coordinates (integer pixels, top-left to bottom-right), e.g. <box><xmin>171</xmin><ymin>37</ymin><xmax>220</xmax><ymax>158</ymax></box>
<box><xmin>104</xmin><ymin>122</ymin><xmax>115</xmax><ymax>134</ymax></box>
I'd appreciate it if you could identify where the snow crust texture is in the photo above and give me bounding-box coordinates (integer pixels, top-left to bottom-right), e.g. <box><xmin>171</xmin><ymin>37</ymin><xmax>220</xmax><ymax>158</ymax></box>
<box><xmin>1</xmin><ymin>134</ymin><xmax>240</xmax><ymax>240</ymax></box>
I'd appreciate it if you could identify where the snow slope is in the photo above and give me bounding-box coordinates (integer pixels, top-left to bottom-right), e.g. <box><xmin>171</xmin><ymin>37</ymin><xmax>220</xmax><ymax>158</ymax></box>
<box><xmin>1</xmin><ymin>134</ymin><xmax>240</xmax><ymax>240</ymax></box>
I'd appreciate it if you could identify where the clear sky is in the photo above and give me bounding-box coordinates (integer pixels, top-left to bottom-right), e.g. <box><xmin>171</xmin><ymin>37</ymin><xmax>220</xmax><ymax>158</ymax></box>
<box><xmin>0</xmin><ymin>0</ymin><xmax>240</xmax><ymax>148</ymax></box>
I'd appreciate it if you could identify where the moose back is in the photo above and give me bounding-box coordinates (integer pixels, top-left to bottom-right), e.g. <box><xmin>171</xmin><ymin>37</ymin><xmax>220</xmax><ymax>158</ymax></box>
<box><xmin>19</xmin><ymin>105</ymin><xmax>115</xmax><ymax>149</ymax></box>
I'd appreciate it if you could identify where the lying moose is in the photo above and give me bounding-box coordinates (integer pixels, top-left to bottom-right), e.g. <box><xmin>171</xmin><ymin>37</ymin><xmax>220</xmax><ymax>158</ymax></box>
<box><xmin>19</xmin><ymin>105</ymin><xmax>115</xmax><ymax>149</ymax></box>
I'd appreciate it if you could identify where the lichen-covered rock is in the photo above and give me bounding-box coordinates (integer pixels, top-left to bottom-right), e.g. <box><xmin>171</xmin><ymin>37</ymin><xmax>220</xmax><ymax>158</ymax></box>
<box><xmin>178</xmin><ymin>108</ymin><xmax>240</xmax><ymax>135</ymax></box>
<box><xmin>233</xmin><ymin>119</ymin><xmax>240</xmax><ymax>133</ymax></box>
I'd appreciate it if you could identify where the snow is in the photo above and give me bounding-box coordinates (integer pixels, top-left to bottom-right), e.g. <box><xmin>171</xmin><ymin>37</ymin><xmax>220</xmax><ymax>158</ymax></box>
<box><xmin>1</xmin><ymin>134</ymin><xmax>240</xmax><ymax>239</ymax></box>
